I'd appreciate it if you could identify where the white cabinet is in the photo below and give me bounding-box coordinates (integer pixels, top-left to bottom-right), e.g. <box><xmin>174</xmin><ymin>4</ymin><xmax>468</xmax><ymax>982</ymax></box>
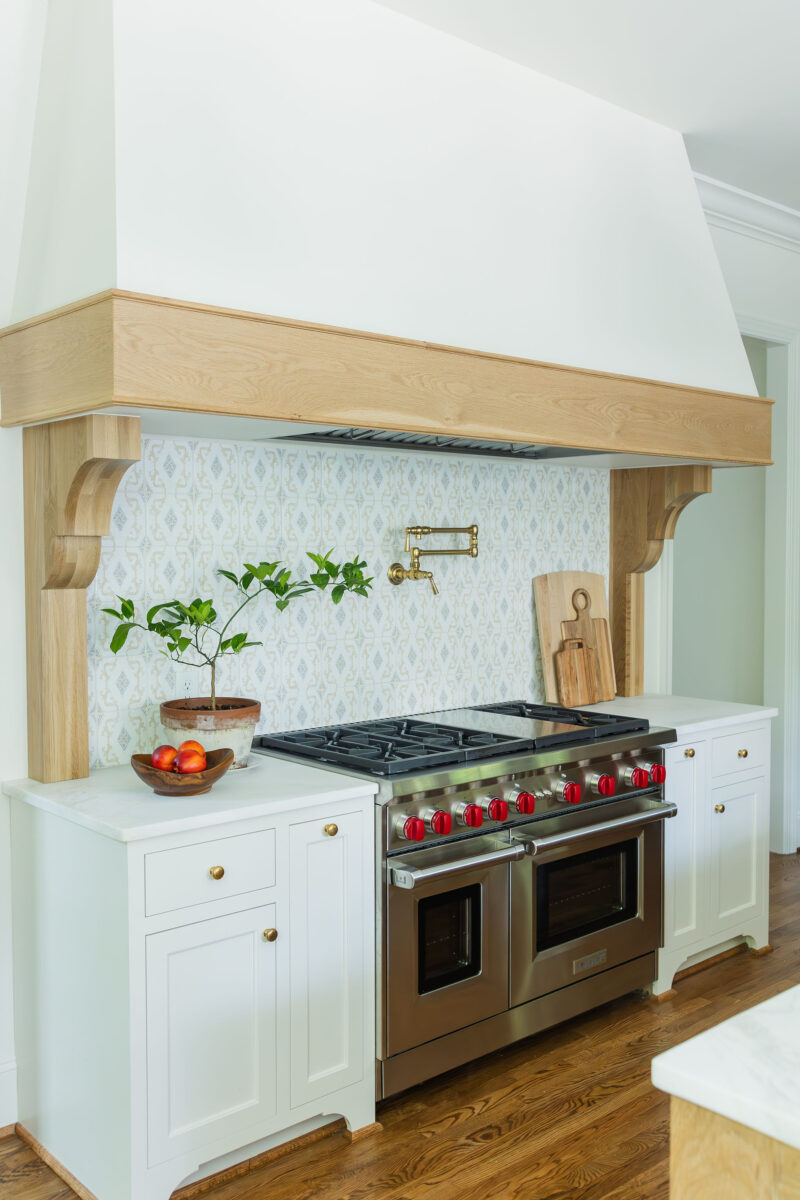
<box><xmin>146</xmin><ymin>904</ymin><xmax>279</xmax><ymax>1166</ymax></box>
<box><xmin>289</xmin><ymin>812</ymin><xmax>364</xmax><ymax>1109</ymax></box>
<box><xmin>710</xmin><ymin>775</ymin><xmax>767</xmax><ymax>929</ymax></box>
<box><xmin>655</xmin><ymin>718</ymin><xmax>772</xmax><ymax>995</ymax></box>
<box><xmin>9</xmin><ymin>786</ymin><xmax>376</xmax><ymax>1200</ymax></box>
<box><xmin>662</xmin><ymin>741</ymin><xmax>708</xmax><ymax>953</ymax></box>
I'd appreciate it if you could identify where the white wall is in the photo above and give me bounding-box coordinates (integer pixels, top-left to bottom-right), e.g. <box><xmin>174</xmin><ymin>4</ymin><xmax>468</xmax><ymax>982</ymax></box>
<box><xmin>0</xmin><ymin>0</ymin><xmax>46</xmax><ymax>1126</ymax></box>
<box><xmin>671</xmin><ymin>336</ymin><xmax>767</xmax><ymax>704</ymax></box>
<box><xmin>691</xmin><ymin>213</ymin><xmax>800</xmax><ymax>852</ymax></box>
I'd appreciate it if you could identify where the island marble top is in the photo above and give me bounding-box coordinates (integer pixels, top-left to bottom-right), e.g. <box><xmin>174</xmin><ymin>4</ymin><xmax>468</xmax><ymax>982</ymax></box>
<box><xmin>651</xmin><ymin>983</ymin><xmax>800</xmax><ymax>1150</ymax></box>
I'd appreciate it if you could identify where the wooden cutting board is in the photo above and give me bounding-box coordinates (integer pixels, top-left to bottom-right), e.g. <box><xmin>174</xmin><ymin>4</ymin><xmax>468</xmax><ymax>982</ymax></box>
<box><xmin>561</xmin><ymin>587</ymin><xmax>616</xmax><ymax>703</ymax></box>
<box><xmin>533</xmin><ymin>571</ymin><xmax>616</xmax><ymax>705</ymax></box>
<box><xmin>555</xmin><ymin>638</ymin><xmax>601</xmax><ymax>708</ymax></box>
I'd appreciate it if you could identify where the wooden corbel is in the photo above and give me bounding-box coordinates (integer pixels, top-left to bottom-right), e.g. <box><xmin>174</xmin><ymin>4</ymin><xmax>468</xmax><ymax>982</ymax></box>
<box><xmin>23</xmin><ymin>414</ymin><xmax>141</xmax><ymax>782</ymax></box>
<box><xmin>610</xmin><ymin>465</ymin><xmax>712</xmax><ymax>696</ymax></box>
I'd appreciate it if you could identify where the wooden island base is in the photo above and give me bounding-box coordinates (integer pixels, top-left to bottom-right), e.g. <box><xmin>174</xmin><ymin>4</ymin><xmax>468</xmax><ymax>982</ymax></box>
<box><xmin>671</xmin><ymin>1098</ymin><xmax>800</xmax><ymax>1199</ymax></box>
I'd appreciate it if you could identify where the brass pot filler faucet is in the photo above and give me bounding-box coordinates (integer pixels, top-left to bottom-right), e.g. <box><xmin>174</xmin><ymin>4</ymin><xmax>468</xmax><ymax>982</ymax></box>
<box><xmin>387</xmin><ymin>524</ymin><xmax>479</xmax><ymax>595</ymax></box>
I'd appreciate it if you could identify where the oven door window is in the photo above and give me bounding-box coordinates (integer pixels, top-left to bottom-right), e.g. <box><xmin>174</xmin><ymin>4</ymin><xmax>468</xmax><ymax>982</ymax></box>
<box><xmin>418</xmin><ymin>883</ymin><xmax>481</xmax><ymax>994</ymax></box>
<box><xmin>536</xmin><ymin>838</ymin><xmax>639</xmax><ymax>951</ymax></box>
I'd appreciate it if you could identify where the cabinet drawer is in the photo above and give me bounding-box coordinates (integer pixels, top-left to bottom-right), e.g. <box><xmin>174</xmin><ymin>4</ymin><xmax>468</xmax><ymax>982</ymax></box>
<box><xmin>711</xmin><ymin>726</ymin><xmax>768</xmax><ymax>779</ymax></box>
<box><xmin>145</xmin><ymin>829</ymin><xmax>276</xmax><ymax>916</ymax></box>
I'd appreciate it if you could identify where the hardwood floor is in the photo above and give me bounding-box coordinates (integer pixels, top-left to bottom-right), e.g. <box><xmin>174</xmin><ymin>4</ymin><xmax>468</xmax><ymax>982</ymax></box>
<box><xmin>3</xmin><ymin>852</ymin><xmax>800</xmax><ymax>1200</ymax></box>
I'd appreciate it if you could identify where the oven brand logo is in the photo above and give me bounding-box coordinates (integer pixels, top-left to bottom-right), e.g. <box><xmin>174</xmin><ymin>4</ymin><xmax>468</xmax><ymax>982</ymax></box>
<box><xmin>573</xmin><ymin>949</ymin><xmax>607</xmax><ymax>974</ymax></box>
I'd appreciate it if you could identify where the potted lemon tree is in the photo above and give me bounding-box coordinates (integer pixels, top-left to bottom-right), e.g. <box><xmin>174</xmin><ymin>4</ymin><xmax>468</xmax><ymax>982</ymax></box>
<box><xmin>103</xmin><ymin>550</ymin><xmax>373</xmax><ymax>766</ymax></box>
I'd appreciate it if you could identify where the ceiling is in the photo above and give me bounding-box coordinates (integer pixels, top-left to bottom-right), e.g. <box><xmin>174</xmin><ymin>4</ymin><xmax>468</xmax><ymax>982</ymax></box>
<box><xmin>378</xmin><ymin>0</ymin><xmax>800</xmax><ymax>213</ymax></box>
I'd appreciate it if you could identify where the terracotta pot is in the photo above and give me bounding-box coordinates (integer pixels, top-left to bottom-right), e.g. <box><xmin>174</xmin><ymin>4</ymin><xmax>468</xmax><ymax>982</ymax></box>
<box><xmin>160</xmin><ymin>697</ymin><xmax>261</xmax><ymax>769</ymax></box>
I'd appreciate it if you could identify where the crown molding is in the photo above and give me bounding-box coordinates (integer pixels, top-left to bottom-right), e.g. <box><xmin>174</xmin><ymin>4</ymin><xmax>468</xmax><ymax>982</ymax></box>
<box><xmin>695</xmin><ymin>173</ymin><xmax>800</xmax><ymax>255</ymax></box>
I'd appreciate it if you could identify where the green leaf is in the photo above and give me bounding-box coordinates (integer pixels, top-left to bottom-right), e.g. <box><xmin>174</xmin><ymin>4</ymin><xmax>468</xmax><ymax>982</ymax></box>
<box><xmin>310</xmin><ymin>572</ymin><xmax>329</xmax><ymax>588</ymax></box>
<box><xmin>331</xmin><ymin>583</ymin><xmax>345</xmax><ymax>605</ymax></box>
<box><xmin>241</xmin><ymin>572</ymin><xmax>254</xmax><ymax>591</ymax></box>
<box><xmin>275</xmin><ymin>598</ymin><xmax>290</xmax><ymax>611</ymax></box>
<box><xmin>177</xmin><ymin>636</ymin><xmax>192</xmax><ymax>653</ymax></box>
<box><xmin>101</xmin><ymin>607</ymin><xmax>123</xmax><ymax>620</ymax></box>
<box><xmin>120</xmin><ymin>597</ymin><xmax>135</xmax><ymax>620</ymax></box>
<box><xmin>110</xmin><ymin>623</ymin><xmax>134</xmax><ymax>654</ymax></box>
<box><xmin>217</xmin><ymin>569</ymin><xmax>239</xmax><ymax>585</ymax></box>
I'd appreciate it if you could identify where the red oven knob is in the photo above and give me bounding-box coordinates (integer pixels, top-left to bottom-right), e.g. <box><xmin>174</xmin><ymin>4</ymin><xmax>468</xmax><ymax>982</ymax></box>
<box><xmin>457</xmin><ymin>803</ymin><xmax>483</xmax><ymax>828</ymax></box>
<box><xmin>484</xmin><ymin>797</ymin><xmax>508</xmax><ymax>822</ymax></box>
<box><xmin>398</xmin><ymin>816</ymin><xmax>425</xmax><ymax>841</ymax></box>
<box><xmin>625</xmin><ymin>767</ymin><xmax>649</xmax><ymax>789</ymax></box>
<box><xmin>650</xmin><ymin>763</ymin><xmax>667</xmax><ymax>785</ymax></box>
<box><xmin>514</xmin><ymin>791</ymin><xmax>536</xmax><ymax>815</ymax></box>
<box><xmin>553</xmin><ymin>780</ymin><xmax>582</xmax><ymax>804</ymax></box>
<box><xmin>593</xmin><ymin>774</ymin><xmax>616</xmax><ymax>797</ymax></box>
<box><xmin>427</xmin><ymin>809</ymin><xmax>452</xmax><ymax>836</ymax></box>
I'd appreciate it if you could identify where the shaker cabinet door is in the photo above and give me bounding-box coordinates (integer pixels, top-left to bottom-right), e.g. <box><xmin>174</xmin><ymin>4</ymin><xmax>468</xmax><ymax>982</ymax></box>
<box><xmin>663</xmin><ymin>741</ymin><xmax>709</xmax><ymax>950</ymax></box>
<box><xmin>709</xmin><ymin>775</ymin><xmax>768</xmax><ymax>931</ymax></box>
<box><xmin>289</xmin><ymin>811</ymin><xmax>365</xmax><ymax>1108</ymax></box>
<box><xmin>146</xmin><ymin>905</ymin><xmax>279</xmax><ymax>1166</ymax></box>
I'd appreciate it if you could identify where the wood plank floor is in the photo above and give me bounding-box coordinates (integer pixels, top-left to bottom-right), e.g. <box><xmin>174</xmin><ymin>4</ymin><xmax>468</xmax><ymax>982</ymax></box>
<box><xmin>3</xmin><ymin>852</ymin><xmax>800</xmax><ymax>1200</ymax></box>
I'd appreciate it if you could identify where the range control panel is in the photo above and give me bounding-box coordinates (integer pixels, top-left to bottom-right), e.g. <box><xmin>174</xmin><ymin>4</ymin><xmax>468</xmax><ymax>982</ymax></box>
<box><xmin>385</xmin><ymin>751</ymin><xmax>666</xmax><ymax>853</ymax></box>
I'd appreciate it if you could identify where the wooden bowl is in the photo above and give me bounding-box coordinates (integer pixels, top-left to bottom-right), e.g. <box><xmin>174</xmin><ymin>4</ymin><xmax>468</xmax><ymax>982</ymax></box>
<box><xmin>130</xmin><ymin>748</ymin><xmax>235</xmax><ymax>797</ymax></box>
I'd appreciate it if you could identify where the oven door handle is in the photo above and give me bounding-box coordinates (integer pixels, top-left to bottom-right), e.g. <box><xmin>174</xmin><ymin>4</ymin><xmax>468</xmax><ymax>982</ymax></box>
<box><xmin>514</xmin><ymin>801</ymin><xmax>678</xmax><ymax>857</ymax></box>
<box><xmin>389</xmin><ymin>843</ymin><xmax>526</xmax><ymax>890</ymax></box>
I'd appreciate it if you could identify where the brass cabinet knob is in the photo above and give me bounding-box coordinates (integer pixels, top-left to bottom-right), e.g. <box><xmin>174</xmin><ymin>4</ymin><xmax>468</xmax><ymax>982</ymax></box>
<box><xmin>263</xmin><ymin>928</ymin><xmax>278</xmax><ymax>942</ymax></box>
<box><xmin>715</xmin><ymin>804</ymin><xmax>726</xmax><ymax>814</ymax></box>
<box><xmin>324</xmin><ymin>823</ymin><xmax>339</xmax><ymax>837</ymax></box>
<box><xmin>209</xmin><ymin>865</ymin><xmax>225</xmax><ymax>880</ymax></box>
<box><xmin>684</xmin><ymin>748</ymin><xmax>695</xmax><ymax>758</ymax></box>
<box><xmin>738</xmin><ymin>749</ymin><xmax>749</xmax><ymax>758</ymax></box>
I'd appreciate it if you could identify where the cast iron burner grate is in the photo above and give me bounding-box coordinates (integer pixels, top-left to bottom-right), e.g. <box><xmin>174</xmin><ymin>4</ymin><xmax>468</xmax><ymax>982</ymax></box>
<box><xmin>470</xmin><ymin>700</ymin><xmax>649</xmax><ymax>739</ymax></box>
<box><xmin>255</xmin><ymin>717</ymin><xmax>533</xmax><ymax>775</ymax></box>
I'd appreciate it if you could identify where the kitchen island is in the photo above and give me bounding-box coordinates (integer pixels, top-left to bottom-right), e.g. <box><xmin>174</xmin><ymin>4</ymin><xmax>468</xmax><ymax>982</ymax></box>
<box><xmin>4</xmin><ymin>753</ymin><xmax>378</xmax><ymax>1200</ymax></box>
<box><xmin>652</xmin><ymin>984</ymin><xmax>800</xmax><ymax>1198</ymax></box>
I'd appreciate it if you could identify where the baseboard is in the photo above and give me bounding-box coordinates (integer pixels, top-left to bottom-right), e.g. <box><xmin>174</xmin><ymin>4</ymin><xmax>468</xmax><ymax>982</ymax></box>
<box><xmin>0</xmin><ymin>1059</ymin><xmax>16</xmax><ymax>1128</ymax></box>
<box><xmin>673</xmin><ymin>943</ymin><xmax>747</xmax><ymax>981</ymax></box>
<box><xmin>171</xmin><ymin>1118</ymin><xmax>346</xmax><ymax>1200</ymax></box>
<box><xmin>15</xmin><ymin>1123</ymin><xmax>99</xmax><ymax>1200</ymax></box>
<box><xmin>344</xmin><ymin>1122</ymin><xmax>382</xmax><ymax>1143</ymax></box>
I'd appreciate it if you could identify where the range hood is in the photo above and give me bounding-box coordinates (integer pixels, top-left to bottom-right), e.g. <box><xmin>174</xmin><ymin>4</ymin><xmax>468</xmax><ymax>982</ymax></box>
<box><xmin>11</xmin><ymin>0</ymin><xmax>755</xmax><ymax>404</ymax></box>
<box><xmin>273</xmin><ymin>427</ymin><xmax>599</xmax><ymax>461</ymax></box>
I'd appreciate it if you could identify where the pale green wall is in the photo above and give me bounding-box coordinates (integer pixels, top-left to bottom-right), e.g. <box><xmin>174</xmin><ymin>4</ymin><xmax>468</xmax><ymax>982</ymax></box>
<box><xmin>671</xmin><ymin>337</ymin><xmax>766</xmax><ymax>703</ymax></box>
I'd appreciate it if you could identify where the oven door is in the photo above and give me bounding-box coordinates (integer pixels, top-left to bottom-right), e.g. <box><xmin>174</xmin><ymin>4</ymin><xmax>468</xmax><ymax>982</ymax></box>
<box><xmin>509</xmin><ymin>798</ymin><xmax>676</xmax><ymax>1006</ymax></box>
<box><xmin>384</xmin><ymin>835</ymin><xmax>524</xmax><ymax>1057</ymax></box>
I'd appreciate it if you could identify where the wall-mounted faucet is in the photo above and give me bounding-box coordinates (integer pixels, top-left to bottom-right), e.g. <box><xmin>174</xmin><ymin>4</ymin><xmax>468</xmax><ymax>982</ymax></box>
<box><xmin>387</xmin><ymin>524</ymin><xmax>478</xmax><ymax>595</ymax></box>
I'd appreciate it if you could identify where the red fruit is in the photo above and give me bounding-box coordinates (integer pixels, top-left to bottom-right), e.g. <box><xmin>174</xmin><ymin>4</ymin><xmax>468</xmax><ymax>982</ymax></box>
<box><xmin>178</xmin><ymin>739</ymin><xmax>205</xmax><ymax>755</ymax></box>
<box><xmin>174</xmin><ymin>749</ymin><xmax>207</xmax><ymax>775</ymax></box>
<box><xmin>151</xmin><ymin>745</ymin><xmax>178</xmax><ymax>771</ymax></box>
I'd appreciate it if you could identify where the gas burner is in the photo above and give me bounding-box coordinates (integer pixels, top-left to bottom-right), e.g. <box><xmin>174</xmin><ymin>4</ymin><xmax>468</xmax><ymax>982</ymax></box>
<box><xmin>255</xmin><ymin>717</ymin><xmax>533</xmax><ymax>775</ymax></box>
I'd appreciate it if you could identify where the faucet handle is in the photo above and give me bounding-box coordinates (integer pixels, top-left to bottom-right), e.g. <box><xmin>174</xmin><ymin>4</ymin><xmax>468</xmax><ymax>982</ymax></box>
<box><xmin>427</xmin><ymin>571</ymin><xmax>439</xmax><ymax>596</ymax></box>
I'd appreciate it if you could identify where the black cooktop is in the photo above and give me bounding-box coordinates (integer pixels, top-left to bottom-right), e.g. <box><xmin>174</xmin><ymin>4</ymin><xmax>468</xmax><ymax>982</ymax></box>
<box><xmin>254</xmin><ymin>701</ymin><xmax>649</xmax><ymax>776</ymax></box>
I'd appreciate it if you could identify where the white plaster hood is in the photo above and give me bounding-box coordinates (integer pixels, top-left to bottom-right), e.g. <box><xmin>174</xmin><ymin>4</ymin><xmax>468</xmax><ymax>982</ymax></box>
<box><xmin>12</xmin><ymin>0</ymin><xmax>756</xmax><ymax>398</ymax></box>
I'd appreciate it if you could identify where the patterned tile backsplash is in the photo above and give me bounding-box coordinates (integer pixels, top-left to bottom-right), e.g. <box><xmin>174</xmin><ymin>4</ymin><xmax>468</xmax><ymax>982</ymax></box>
<box><xmin>87</xmin><ymin>436</ymin><xmax>609</xmax><ymax>767</ymax></box>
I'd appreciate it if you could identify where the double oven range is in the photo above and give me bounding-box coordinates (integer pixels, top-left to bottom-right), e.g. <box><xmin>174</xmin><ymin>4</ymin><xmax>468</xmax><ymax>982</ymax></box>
<box><xmin>255</xmin><ymin>700</ymin><xmax>677</xmax><ymax>1100</ymax></box>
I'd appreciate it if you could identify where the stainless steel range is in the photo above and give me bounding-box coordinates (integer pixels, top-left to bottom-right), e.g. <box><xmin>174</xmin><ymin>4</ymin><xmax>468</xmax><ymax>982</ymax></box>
<box><xmin>254</xmin><ymin>700</ymin><xmax>677</xmax><ymax>1099</ymax></box>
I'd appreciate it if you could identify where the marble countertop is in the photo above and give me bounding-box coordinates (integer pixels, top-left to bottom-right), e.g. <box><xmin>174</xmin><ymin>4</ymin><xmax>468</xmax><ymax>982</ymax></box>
<box><xmin>3</xmin><ymin>752</ymin><xmax>377</xmax><ymax>843</ymax></box>
<box><xmin>652</xmin><ymin>984</ymin><xmax>800</xmax><ymax>1149</ymax></box>
<box><xmin>584</xmin><ymin>694</ymin><xmax>777</xmax><ymax>735</ymax></box>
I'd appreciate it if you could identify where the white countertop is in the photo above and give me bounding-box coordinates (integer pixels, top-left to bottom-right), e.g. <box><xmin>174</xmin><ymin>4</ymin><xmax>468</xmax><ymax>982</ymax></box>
<box><xmin>584</xmin><ymin>694</ymin><xmax>777</xmax><ymax>735</ymax></box>
<box><xmin>652</xmin><ymin>984</ymin><xmax>800</xmax><ymax>1150</ymax></box>
<box><xmin>2</xmin><ymin>753</ymin><xmax>377</xmax><ymax>843</ymax></box>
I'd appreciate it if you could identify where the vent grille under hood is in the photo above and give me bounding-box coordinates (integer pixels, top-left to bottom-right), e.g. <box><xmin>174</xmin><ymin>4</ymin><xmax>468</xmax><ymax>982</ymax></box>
<box><xmin>276</xmin><ymin>427</ymin><xmax>602</xmax><ymax>462</ymax></box>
